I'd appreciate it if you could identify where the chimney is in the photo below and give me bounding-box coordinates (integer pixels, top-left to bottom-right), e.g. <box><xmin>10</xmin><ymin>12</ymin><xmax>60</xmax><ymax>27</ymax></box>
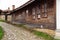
<box><xmin>8</xmin><ymin>7</ymin><xmax>10</xmax><ymax>11</ymax></box>
<box><xmin>12</xmin><ymin>5</ymin><xmax>15</xmax><ymax>10</ymax></box>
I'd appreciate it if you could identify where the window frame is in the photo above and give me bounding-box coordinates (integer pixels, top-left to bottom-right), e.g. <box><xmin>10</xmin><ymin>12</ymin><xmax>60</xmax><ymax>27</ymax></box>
<box><xmin>32</xmin><ymin>8</ymin><xmax>36</xmax><ymax>20</ymax></box>
<box><xmin>41</xmin><ymin>1</ymin><xmax>48</xmax><ymax>18</ymax></box>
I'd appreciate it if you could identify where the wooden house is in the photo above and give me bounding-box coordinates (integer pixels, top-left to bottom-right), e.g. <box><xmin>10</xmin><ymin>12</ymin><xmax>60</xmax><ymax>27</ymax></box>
<box><xmin>10</xmin><ymin>0</ymin><xmax>56</xmax><ymax>30</ymax></box>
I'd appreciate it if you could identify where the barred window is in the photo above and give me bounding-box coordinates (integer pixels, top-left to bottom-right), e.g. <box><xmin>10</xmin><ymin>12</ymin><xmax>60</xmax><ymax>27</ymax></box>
<box><xmin>26</xmin><ymin>10</ymin><xmax>28</xmax><ymax>14</ymax></box>
<box><xmin>32</xmin><ymin>8</ymin><xmax>35</xmax><ymax>15</ymax></box>
<box><xmin>32</xmin><ymin>8</ymin><xmax>36</xmax><ymax>19</ymax></box>
<box><xmin>36</xmin><ymin>6</ymin><xmax>41</xmax><ymax>19</ymax></box>
<box><xmin>37</xmin><ymin>14</ymin><xmax>41</xmax><ymax>19</ymax></box>
<box><xmin>41</xmin><ymin>2</ymin><xmax>48</xmax><ymax>18</ymax></box>
<box><xmin>26</xmin><ymin>10</ymin><xmax>29</xmax><ymax>17</ymax></box>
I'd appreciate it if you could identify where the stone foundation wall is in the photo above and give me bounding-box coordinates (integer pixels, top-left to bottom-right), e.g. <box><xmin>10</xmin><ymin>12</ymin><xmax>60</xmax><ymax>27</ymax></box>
<box><xmin>7</xmin><ymin>15</ymin><xmax>12</xmax><ymax>21</ymax></box>
<box><xmin>0</xmin><ymin>15</ymin><xmax>5</xmax><ymax>20</ymax></box>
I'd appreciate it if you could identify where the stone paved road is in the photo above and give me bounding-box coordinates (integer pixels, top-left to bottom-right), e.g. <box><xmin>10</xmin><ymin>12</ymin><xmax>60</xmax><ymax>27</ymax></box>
<box><xmin>0</xmin><ymin>22</ymin><xmax>43</xmax><ymax>40</ymax></box>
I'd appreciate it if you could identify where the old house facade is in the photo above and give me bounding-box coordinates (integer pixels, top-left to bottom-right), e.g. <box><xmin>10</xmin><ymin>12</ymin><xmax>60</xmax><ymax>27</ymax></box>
<box><xmin>10</xmin><ymin>0</ymin><xmax>56</xmax><ymax>30</ymax></box>
<box><xmin>0</xmin><ymin>9</ymin><xmax>11</xmax><ymax>21</ymax></box>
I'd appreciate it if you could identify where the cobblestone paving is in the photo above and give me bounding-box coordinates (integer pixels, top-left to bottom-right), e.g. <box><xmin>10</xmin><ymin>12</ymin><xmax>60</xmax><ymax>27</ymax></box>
<box><xmin>0</xmin><ymin>22</ymin><xmax>44</xmax><ymax>40</ymax></box>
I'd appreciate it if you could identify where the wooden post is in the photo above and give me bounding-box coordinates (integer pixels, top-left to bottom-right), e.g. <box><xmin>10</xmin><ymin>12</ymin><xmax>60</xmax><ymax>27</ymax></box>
<box><xmin>5</xmin><ymin>13</ymin><xmax>7</xmax><ymax>21</ymax></box>
<box><xmin>11</xmin><ymin>14</ymin><xmax>15</xmax><ymax>22</ymax></box>
<box><xmin>0</xmin><ymin>13</ymin><xmax>1</xmax><ymax>19</ymax></box>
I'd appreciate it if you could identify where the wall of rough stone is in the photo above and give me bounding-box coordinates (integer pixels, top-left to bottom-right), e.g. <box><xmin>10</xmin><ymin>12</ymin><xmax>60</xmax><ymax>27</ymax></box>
<box><xmin>0</xmin><ymin>15</ymin><xmax>5</xmax><ymax>20</ymax></box>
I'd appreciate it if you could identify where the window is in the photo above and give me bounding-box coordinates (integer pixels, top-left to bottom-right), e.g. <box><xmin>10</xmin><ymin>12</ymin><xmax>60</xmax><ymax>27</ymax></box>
<box><xmin>47</xmin><ymin>0</ymin><xmax>54</xmax><ymax>8</ymax></box>
<box><xmin>37</xmin><ymin>14</ymin><xmax>41</xmax><ymax>19</ymax></box>
<box><xmin>36</xmin><ymin>6</ymin><xmax>40</xmax><ymax>14</ymax></box>
<box><xmin>36</xmin><ymin>6</ymin><xmax>41</xmax><ymax>19</ymax></box>
<box><xmin>41</xmin><ymin>3</ymin><xmax>48</xmax><ymax>18</ymax></box>
<box><xmin>32</xmin><ymin>8</ymin><xmax>36</xmax><ymax>19</ymax></box>
<box><xmin>26</xmin><ymin>10</ymin><xmax>29</xmax><ymax>17</ymax></box>
<box><xmin>26</xmin><ymin>10</ymin><xmax>28</xmax><ymax>14</ymax></box>
<box><xmin>32</xmin><ymin>8</ymin><xmax>35</xmax><ymax>15</ymax></box>
<box><xmin>44</xmin><ymin>3</ymin><xmax>48</xmax><ymax>17</ymax></box>
<box><xmin>44</xmin><ymin>4</ymin><xmax>47</xmax><ymax>12</ymax></box>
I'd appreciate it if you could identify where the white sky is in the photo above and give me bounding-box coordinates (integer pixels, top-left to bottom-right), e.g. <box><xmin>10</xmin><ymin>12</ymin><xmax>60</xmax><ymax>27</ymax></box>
<box><xmin>0</xmin><ymin>0</ymin><xmax>29</xmax><ymax>10</ymax></box>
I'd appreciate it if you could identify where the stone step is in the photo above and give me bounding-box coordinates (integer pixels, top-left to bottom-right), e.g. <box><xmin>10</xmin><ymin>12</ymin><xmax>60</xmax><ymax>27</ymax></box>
<box><xmin>54</xmin><ymin>29</ymin><xmax>60</xmax><ymax>39</ymax></box>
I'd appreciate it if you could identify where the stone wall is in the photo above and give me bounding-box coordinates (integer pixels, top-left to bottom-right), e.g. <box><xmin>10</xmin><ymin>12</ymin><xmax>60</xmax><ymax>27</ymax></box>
<box><xmin>7</xmin><ymin>15</ymin><xmax>12</xmax><ymax>21</ymax></box>
<box><xmin>0</xmin><ymin>15</ymin><xmax>5</xmax><ymax>20</ymax></box>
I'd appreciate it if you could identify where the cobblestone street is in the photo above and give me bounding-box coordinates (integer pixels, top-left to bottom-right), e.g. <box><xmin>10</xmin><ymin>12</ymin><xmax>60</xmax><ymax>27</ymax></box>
<box><xmin>0</xmin><ymin>22</ymin><xmax>43</xmax><ymax>40</ymax></box>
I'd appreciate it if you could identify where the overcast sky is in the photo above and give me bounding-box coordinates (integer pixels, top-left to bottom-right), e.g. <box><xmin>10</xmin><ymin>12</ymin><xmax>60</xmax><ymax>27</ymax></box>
<box><xmin>0</xmin><ymin>0</ymin><xmax>29</xmax><ymax>10</ymax></box>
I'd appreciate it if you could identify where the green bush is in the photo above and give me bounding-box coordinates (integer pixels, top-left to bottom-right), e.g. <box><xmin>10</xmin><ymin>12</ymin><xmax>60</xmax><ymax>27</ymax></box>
<box><xmin>0</xmin><ymin>26</ymin><xmax>4</xmax><ymax>40</ymax></box>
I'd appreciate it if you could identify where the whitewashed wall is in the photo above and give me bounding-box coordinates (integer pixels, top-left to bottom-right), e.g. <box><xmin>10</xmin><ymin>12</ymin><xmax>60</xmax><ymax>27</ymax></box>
<box><xmin>57</xmin><ymin>0</ymin><xmax>60</xmax><ymax>29</ymax></box>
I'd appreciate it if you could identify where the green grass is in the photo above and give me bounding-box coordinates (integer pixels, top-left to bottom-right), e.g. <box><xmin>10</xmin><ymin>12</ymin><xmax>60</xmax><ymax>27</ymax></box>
<box><xmin>12</xmin><ymin>23</ymin><xmax>30</xmax><ymax>30</ymax></box>
<box><xmin>32</xmin><ymin>30</ymin><xmax>55</xmax><ymax>40</ymax></box>
<box><xmin>0</xmin><ymin>20</ymin><xmax>5</xmax><ymax>22</ymax></box>
<box><xmin>0</xmin><ymin>26</ymin><xmax>4</xmax><ymax>40</ymax></box>
<box><xmin>55</xmin><ymin>39</ymin><xmax>60</xmax><ymax>40</ymax></box>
